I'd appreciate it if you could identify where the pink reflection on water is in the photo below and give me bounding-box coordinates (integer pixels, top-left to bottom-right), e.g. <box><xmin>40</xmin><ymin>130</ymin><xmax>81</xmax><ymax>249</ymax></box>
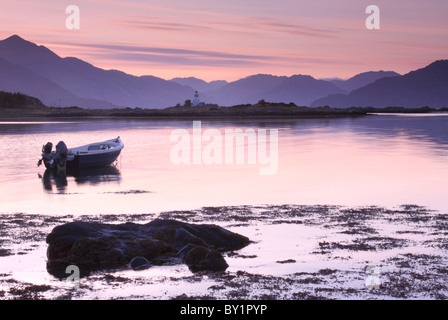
<box><xmin>0</xmin><ymin>116</ymin><xmax>447</xmax><ymax>215</ymax></box>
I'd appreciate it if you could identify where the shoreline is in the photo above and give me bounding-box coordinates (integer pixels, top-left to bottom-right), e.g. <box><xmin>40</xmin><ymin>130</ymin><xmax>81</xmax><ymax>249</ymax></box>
<box><xmin>2</xmin><ymin>98</ymin><xmax>447</xmax><ymax>120</ymax></box>
<box><xmin>1</xmin><ymin>203</ymin><xmax>447</xmax><ymax>300</ymax></box>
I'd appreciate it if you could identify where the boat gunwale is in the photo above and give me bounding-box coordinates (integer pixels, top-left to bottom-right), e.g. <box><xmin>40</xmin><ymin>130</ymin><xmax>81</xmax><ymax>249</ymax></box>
<box><xmin>68</xmin><ymin>138</ymin><xmax>124</xmax><ymax>156</ymax></box>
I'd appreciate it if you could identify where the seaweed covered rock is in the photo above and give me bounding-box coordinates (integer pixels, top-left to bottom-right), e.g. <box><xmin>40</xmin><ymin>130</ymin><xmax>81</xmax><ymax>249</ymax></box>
<box><xmin>130</xmin><ymin>256</ymin><xmax>151</xmax><ymax>271</ymax></box>
<box><xmin>183</xmin><ymin>245</ymin><xmax>229</xmax><ymax>272</ymax></box>
<box><xmin>46</xmin><ymin>218</ymin><xmax>250</xmax><ymax>277</ymax></box>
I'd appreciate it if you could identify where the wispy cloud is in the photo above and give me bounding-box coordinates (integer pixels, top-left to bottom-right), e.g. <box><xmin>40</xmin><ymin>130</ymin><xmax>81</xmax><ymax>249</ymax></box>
<box><xmin>79</xmin><ymin>42</ymin><xmax>271</xmax><ymax>60</ymax></box>
<box><xmin>114</xmin><ymin>17</ymin><xmax>212</xmax><ymax>32</ymax></box>
<box><xmin>114</xmin><ymin>13</ymin><xmax>339</xmax><ymax>39</ymax></box>
<box><xmin>92</xmin><ymin>52</ymin><xmax>263</xmax><ymax>67</ymax></box>
<box><xmin>113</xmin><ymin>15</ymin><xmax>261</xmax><ymax>37</ymax></box>
<box><xmin>52</xmin><ymin>41</ymin><xmax>274</xmax><ymax>68</ymax></box>
<box><xmin>257</xmin><ymin>21</ymin><xmax>339</xmax><ymax>39</ymax></box>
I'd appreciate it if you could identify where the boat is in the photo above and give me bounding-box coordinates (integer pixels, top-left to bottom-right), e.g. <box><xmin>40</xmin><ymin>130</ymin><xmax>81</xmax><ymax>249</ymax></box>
<box><xmin>38</xmin><ymin>137</ymin><xmax>124</xmax><ymax>171</ymax></box>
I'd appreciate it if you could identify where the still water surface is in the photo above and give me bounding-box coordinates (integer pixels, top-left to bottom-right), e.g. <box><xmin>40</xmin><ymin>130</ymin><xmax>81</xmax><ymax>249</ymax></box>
<box><xmin>1</xmin><ymin>114</ymin><xmax>447</xmax><ymax>215</ymax></box>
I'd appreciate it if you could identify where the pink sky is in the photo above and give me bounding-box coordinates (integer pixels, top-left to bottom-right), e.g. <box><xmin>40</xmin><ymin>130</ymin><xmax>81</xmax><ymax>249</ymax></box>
<box><xmin>1</xmin><ymin>0</ymin><xmax>447</xmax><ymax>81</ymax></box>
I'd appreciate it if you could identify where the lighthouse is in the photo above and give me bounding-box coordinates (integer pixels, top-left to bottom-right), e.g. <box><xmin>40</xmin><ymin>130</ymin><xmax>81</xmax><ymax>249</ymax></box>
<box><xmin>192</xmin><ymin>91</ymin><xmax>204</xmax><ymax>107</ymax></box>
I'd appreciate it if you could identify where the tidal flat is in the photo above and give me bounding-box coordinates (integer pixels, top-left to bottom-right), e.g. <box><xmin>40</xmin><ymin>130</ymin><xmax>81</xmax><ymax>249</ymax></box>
<box><xmin>1</xmin><ymin>204</ymin><xmax>447</xmax><ymax>300</ymax></box>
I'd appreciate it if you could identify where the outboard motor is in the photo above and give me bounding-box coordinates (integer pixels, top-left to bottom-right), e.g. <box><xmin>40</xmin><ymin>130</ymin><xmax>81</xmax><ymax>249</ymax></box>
<box><xmin>38</xmin><ymin>141</ymin><xmax>68</xmax><ymax>171</ymax></box>
<box><xmin>43</xmin><ymin>142</ymin><xmax>53</xmax><ymax>154</ymax></box>
<box><xmin>38</xmin><ymin>142</ymin><xmax>53</xmax><ymax>168</ymax></box>
<box><xmin>53</xmin><ymin>141</ymin><xmax>68</xmax><ymax>170</ymax></box>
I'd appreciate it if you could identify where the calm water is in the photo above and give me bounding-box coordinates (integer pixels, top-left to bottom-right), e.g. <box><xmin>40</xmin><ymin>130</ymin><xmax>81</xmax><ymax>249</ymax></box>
<box><xmin>1</xmin><ymin>114</ymin><xmax>448</xmax><ymax>215</ymax></box>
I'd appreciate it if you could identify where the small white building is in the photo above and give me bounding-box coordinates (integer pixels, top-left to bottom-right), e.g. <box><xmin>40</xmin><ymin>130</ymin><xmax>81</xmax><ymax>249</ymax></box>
<box><xmin>192</xmin><ymin>91</ymin><xmax>205</xmax><ymax>107</ymax></box>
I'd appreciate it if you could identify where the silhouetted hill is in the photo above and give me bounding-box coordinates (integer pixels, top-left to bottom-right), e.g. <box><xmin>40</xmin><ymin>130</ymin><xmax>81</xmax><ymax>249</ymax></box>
<box><xmin>203</xmin><ymin>74</ymin><xmax>284</xmax><ymax>106</ymax></box>
<box><xmin>0</xmin><ymin>56</ymin><xmax>110</xmax><ymax>108</ymax></box>
<box><xmin>328</xmin><ymin>71</ymin><xmax>400</xmax><ymax>92</ymax></box>
<box><xmin>264</xmin><ymin>75</ymin><xmax>345</xmax><ymax>106</ymax></box>
<box><xmin>171</xmin><ymin>72</ymin><xmax>400</xmax><ymax>107</ymax></box>
<box><xmin>312</xmin><ymin>60</ymin><xmax>448</xmax><ymax>108</ymax></box>
<box><xmin>170</xmin><ymin>77</ymin><xmax>227</xmax><ymax>92</ymax></box>
<box><xmin>1</xmin><ymin>35</ymin><xmax>446</xmax><ymax>109</ymax></box>
<box><xmin>0</xmin><ymin>91</ymin><xmax>44</xmax><ymax>109</ymax></box>
<box><xmin>0</xmin><ymin>35</ymin><xmax>194</xmax><ymax>109</ymax></box>
<box><xmin>182</xmin><ymin>71</ymin><xmax>399</xmax><ymax>106</ymax></box>
<box><xmin>203</xmin><ymin>74</ymin><xmax>345</xmax><ymax>106</ymax></box>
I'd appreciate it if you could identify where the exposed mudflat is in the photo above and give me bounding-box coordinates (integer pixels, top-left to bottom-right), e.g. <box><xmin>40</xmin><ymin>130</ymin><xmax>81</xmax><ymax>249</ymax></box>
<box><xmin>1</xmin><ymin>204</ymin><xmax>447</xmax><ymax>300</ymax></box>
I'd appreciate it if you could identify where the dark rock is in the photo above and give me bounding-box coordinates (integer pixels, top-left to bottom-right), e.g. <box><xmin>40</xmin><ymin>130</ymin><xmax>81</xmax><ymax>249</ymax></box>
<box><xmin>130</xmin><ymin>256</ymin><xmax>151</xmax><ymax>271</ymax></box>
<box><xmin>46</xmin><ymin>218</ymin><xmax>250</xmax><ymax>277</ymax></box>
<box><xmin>276</xmin><ymin>259</ymin><xmax>296</xmax><ymax>264</ymax></box>
<box><xmin>177</xmin><ymin>243</ymin><xmax>197</xmax><ymax>259</ymax></box>
<box><xmin>184</xmin><ymin>245</ymin><xmax>229</xmax><ymax>272</ymax></box>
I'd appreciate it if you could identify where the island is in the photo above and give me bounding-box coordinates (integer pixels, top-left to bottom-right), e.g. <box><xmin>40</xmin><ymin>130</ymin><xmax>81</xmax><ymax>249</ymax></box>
<box><xmin>1</xmin><ymin>91</ymin><xmax>446</xmax><ymax>120</ymax></box>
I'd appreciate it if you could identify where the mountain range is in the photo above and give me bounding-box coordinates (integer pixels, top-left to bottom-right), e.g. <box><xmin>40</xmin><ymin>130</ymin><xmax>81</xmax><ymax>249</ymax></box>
<box><xmin>326</xmin><ymin>71</ymin><xmax>400</xmax><ymax>92</ymax></box>
<box><xmin>0</xmin><ymin>35</ymin><xmax>193</xmax><ymax>108</ymax></box>
<box><xmin>169</xmin><ymin>77</ymin><xmax>228</xmax><ymax>93</ymax></box>
<box><xmin>311</xmin><ymin>60</ymin><xmax>448</xmax><ymax>108</ymax></box>
<box><xmin>0</xmin><ymin>35</ymin><xmax>446</xmax><ymax>109</ymax></box>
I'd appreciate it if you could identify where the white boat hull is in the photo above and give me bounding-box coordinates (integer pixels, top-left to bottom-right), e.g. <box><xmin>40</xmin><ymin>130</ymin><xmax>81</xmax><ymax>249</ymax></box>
<box><xmin>40</xmin><ymin>137</ymin><xmax>124</xmax><ymax>170</ymax></box>
<box><xmin>66</xmin><ymin>138</ymin><xmax>124</xmax><ymax>169</ymax></box>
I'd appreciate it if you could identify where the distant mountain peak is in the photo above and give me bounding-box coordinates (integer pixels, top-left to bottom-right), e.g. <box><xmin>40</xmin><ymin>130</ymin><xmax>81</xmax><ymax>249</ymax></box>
<box><xmin>249</xmin><ymin>73</ymin><xmax>280</xmax><ymax>78</ymax></box>
<box><xmin>5</xmin><ymin>34</ymin><xmax>24</xmax><ymax>41</ymax></box>
<box><xmin>326</xmin><ymin>70</ymin><xmax>400</xmax><ymax>93</ymax></box>
<box><xmin>2</xmin><ymin>34</ymin><xmax>36</xmax><ymax>47</ymax></box>
<box><xmin>0</xmin><ymin>34</ymin><xmax>60</xmax><ymax>63</ymax></box>
<box><xmin>172</xmin><ymin>76</ymin><xmax>205</xmax><ymax>81</ymax></box>
<box><xmin>170</xmin><ymin>77</ymin><xmax>227</xmax><ymax>92</ymax></box>
<box><xmin>0</xmin><ymin>34</ymin><xmax>193</xmax><ymax>108</ymax></box>
<box><xmin>429</xmin><ymin>59</ymin><xmax>448</xmax><ymax>65</ymax></box>
<box><xmin>289</xmin><ymin>74</ymin><xmax>315</xmax><ymax>80</ymax></box>
<box><xmin>421</xmin><ymin>59</ymin><xmax>448</xmax><ymax>71</ymax></box>
<box><xmin>312</xmin><ymin>60</ymin><xmax>448</xmax><ymax>108</ymax></box>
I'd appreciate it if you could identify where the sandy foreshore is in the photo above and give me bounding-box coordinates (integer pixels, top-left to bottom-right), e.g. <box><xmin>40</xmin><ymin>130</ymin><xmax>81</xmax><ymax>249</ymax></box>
<box><xmin>1</xmin><ymin>204</ymin><xmax>448</xmax><ymax>300</ymax></box>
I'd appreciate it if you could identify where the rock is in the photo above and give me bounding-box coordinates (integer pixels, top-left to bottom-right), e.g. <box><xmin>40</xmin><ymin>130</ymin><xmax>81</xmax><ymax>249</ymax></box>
<box><xmin>46</xmin><ymin>218</ymin><xmax>250</xmax><ymax>277</ymax></box>
<box><xmin>130</xmin><ymin>256</ymin><xmax>151</xmax><ymax>271</ymax></box>
<box><xmin>184</xmin><ymin>245</ymin><xmax>229</xmax><ymax>272</ymax></box>
<box><xmin>177</xmin><ymin>243</ymin><xmax>197</xmax><ymax>259</ymax></box>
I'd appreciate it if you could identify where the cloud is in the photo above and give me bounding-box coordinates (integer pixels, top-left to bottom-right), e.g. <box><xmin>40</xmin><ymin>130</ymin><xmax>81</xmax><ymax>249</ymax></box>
<box><xmin>53</xmin><ymin>41</ymin><xmax>274</xmax><ymax>68</ymax></box>
<box><xmin>92</xmin><ymin>52</ymin><xmax>263</xmax><ymax>67</ymax></box>
<box><xmin>48</xmin><ymin>37</ymin><xmax>348</xmax><ymax>74</ymax></box>
<box><xmin>257</xmin><ymin>21</ymin><xmax>339</xmax><ymax>39</ymax></box>
<box><xmin>114</xmin><ymin>12</ymin><xmax>339</xmax><ymax>40</ymax></box>
<box><xmin>115</xmin><ymin>18</ymin><xmax>212</xmax><ymax>32</ymax></box>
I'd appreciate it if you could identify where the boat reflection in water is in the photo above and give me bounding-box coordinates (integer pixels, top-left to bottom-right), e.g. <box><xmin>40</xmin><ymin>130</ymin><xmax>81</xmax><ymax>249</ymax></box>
<box><xmin>39</xmin><ymin>165</ymin><xmax>121</xmax><ymax>193</ymax></box>
<box><xmin>40</xmin><ymin>168</ymin><xmax>67</xmax><ymax>192</ymax></box>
